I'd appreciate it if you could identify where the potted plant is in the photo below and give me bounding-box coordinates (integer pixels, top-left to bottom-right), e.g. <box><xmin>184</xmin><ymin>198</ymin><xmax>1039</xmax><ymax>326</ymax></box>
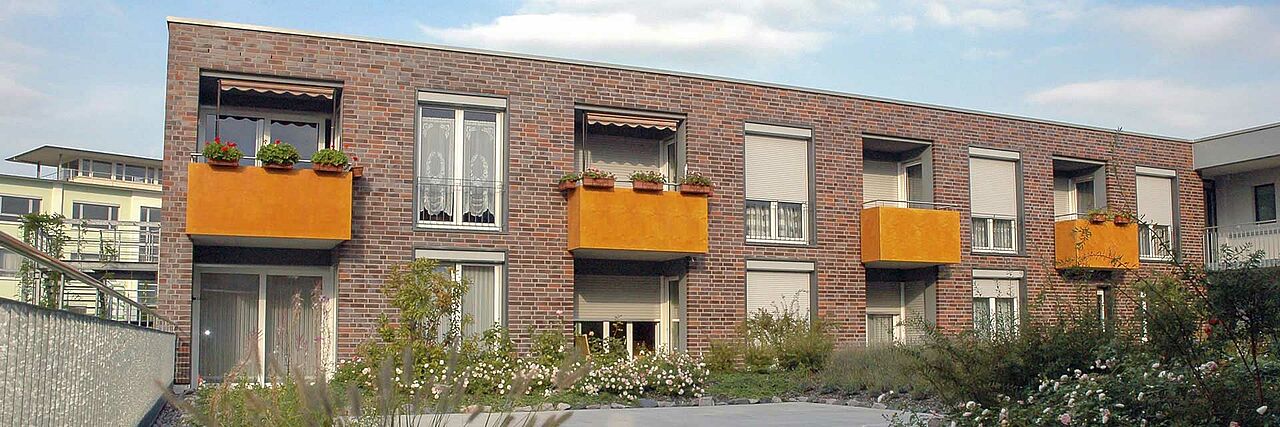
<box><xmin>629</xmin><ymin>171</ymin><xmax>666</xmax><ymax>192</ymax></box>
<box><xmin>679</xmin><ymin>171</ymin><xmax>714</xmax><ymax>195</ymax></box>
<box><xmin>581</xmin><ymin>168</ymin><xmax>616</xmax><ymax>189</ymax></box>
<box><xmin>558</xmin><ymin>172</ymin><xmax>581</xmax><ymax>191</ymax></box>
<box><xmin>201</xmin><ymin>137</ymin><xmax>243</xmax><ymax>167</ymax></box>
<box><xmin>311</xmin><ymin>148</ymin><xmax>349</xmax><ymax>173</ymax></box>
<box><xmin>349</xmin><ymin>156</ymin><xmax>364</xmax><ymax>178</ymax></box>
<box><xmin>257</xmin><ymin>140</ymin><xmax>300</xmax><ymax>171</ymax></box>
<box><xmin>1086</xmin><ymin>208</ymin><xmax>1108</xmax><ymax>224</ymax></box>
<box><xmin>1113</xmin><ymin>210</ymin><xmax>1135</xmax><ymax>225</ymax></box>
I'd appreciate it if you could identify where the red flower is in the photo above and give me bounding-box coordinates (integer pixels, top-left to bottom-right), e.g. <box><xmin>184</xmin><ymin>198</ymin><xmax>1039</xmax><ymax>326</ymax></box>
<box><xmin>351</xmin><ymin>156</ymin><xmax>359</xmax><ymax>162</ymax></box>
<box><xmin>220</xmin><ymin>146</ymin><xmax>228</xmax><ymax>152</ymax></box>
<box><xmin>228</xmin><ymin>142</ymin><xmax>237</xmax><ymax>148</ymax></box>
<box><xmin>274</xmin><ymin>139</ymin><xmax>281</xmax><ymax>145</ymax></box>
<box><xmin>214</xmin><ymin>136</ymin><xmax>220</xmax><ymax>143</ymax></box>
<box><xmin>1203</xmin><ymin>325</ymin><xmax>1213</xmax><ymax>336</ymax></box>
<box><xmin>1208</xmin><ymin>317</ymin><xmax>1221</xmax><ymax>326</ymax></box>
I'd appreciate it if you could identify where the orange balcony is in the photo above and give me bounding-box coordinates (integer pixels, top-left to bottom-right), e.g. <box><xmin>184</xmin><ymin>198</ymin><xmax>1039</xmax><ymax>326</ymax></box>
<box><xmin>186</xmin><ymin>163</ymin><xmax>352</xmax><ymax>249</ymax></box>
<box><xmin>1054</xmin><ymin>217</ymin><xmax>1140</xmax><ymax>270</ymax></box>
<box><xmin>861</xmin><ymin>204</ymin><xmax>961</xmax><ymax>268</ymax></box>
<box><xmin>566</xmin><ymin>186</ymin><xmax>708</xmax><ymax>260</ymax></box>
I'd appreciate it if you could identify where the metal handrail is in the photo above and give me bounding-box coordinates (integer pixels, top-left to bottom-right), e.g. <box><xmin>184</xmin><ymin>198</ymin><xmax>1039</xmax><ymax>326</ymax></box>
<box><xmin>189</xmin><ymin>152</ymin><xmax>315</xmax><ymax>164</ymax></box>
<box><xmin>862</xmin><ymin>199</ymin><xmax>959</xmax><ymax>209</ymax></box>
<box><xmin>0</xmin><ymin>231</ymin><xmax>175</xmax><ymax>328</ymax></box>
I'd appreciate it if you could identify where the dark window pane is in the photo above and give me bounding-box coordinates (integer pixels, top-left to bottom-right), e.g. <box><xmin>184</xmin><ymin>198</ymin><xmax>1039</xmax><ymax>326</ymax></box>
<box><xmin>0</xmin><ymin>196</ymin><xmax>37</xmax><ymax>216</ymax></box>
<box><xmin>91</xmin><ymin>160</ymin><xmax>113</xmax><ymax>178</ymax></box>
<box><xmin>215</xmin><ymin>116</ymin><xmax>261</xmax><ymax>166</ymax></box>
<box><xmin>269</xmin><ymin>120</ymin><xmax>320</xmax><ymax>162</ymax></box>
<box><xmin>1255</xmin><ymin>184</ymin><xmax>1276</xmax><ymax>222</ymax></box>
<box><xmin>74</xmin><ymin>203</ymin><xmax>117</xmax><ymax>221</ymax></box>
<box><xmin>124</xmin><ymin>165</ymin><xmax>149</xmax><ymax>183</ymax></box>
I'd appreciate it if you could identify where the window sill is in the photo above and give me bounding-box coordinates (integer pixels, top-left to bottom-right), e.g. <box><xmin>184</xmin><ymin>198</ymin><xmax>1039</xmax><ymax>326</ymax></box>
<box><xmin>972</xmin><ymin>249</ymin><xmax>1023</xmax><ymax>257</ymax></box>
<box><xmin>415</xmin><ymin>222</ymin><xmax>504</xmax><ymax>234</ymax></box>
<box><xmin>1139</xmin><ymin>256</ymin><xmax>1175</xmax><ymax>264</ymax></box>
<box><xmin>746</xmin><ymin>238</ymin><xmax>810</xmax><ymax>247</ymax></box>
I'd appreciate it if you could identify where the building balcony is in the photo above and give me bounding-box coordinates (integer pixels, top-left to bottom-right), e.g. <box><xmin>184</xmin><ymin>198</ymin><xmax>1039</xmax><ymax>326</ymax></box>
<box><xmin>1205</xmin><ymin>221</ymin><xmax>1280</xmax><ymax>270</ymax></box>
<box><xmin>566</xmin><ymin>185</ymin><xmax>708</xmax><ymax>260</ymax></box>
<box><xmin>860</xmin><ymin>201</ymin><xmax>961</xmax><ymax>269</ymax></box>
<box><xmin>186</xmin><ymin>163</ymin><xmax>352</xmax><ymax>249</ymax></box>
<box><xmin>1054</xmin><ymin>215</ymin><xmax>1140</xmax><ymax>270</ymax></box>
<box><xmin>65</xmin><ymin>220</ymin><xmax>160</xmax><ymax>269</ymax></box>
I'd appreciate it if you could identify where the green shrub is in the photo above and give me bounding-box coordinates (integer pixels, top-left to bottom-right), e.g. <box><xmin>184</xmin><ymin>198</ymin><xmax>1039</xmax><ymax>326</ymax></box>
<box><xmin>705</xmin><ymin>339</ymin><xmax>740</xmax><ymax>372</ymax></box>
<box><xmin>739</xmin><ymin>296</ymin><xmax>834</xmax><ymax>372</ymax></box>
<box><xmin>820</xmin><ymin>346</ymin><xmax>927</xmax><ymax>395</ymax></box>
<box><xmin>257</xmin><ymin>140</ymin><xmax>301</xmax><ymax>166</ymax></box>
<box><xmin>310</xmin><ymin>148</ymin><xmax>349</xmax><ymax>167</ymax></box>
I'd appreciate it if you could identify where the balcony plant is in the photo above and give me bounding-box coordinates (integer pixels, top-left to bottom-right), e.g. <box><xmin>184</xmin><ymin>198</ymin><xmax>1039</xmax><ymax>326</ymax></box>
<box><xmin>1113</xmin><ymin>210</ymin><xmax>1135</xmax><ymax>225</ymax></box>
<box><xmin>311</xmin><ymin>148</ymin><xmax>349</xmax><ymax>173</ymax></box>
<box><xmin>201</xmin><ymin>137</ymin><xmax>243</xmax><ymax>167</ymax></box>
<box><xmin>1086</xmin><ymin>208</ymin><xmax>1109</xmax><ymax>224</ymax></box>
<box><xmin>257</xmin><ymin>140</ymin><xmax>300</xmax><ymax>171</ymax></box>
<box><xmin>679</xmin><ymin>171</ymin><xmax>714</xmax><ymax>195</ymax></box>
<box><xmin>581</xmin><ymin>168</ymin><xmax>616</xmax><ymax>189</ymax></box>
<box><xmin>557</xmin><ymin>172</ymin><xmax>581</xmax><ymax>191</ymax></box>
<box><xmin>630</xmin><ymin>171</ymin><xmax>666</xmax><ymax>192</ymax></box>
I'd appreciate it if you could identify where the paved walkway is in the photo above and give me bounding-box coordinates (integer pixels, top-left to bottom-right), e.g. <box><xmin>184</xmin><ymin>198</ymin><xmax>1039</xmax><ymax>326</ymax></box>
<box><xmin>436</xmin><ymin>403</ymin><xmax>908</xmax><ymax>427</ymax></box>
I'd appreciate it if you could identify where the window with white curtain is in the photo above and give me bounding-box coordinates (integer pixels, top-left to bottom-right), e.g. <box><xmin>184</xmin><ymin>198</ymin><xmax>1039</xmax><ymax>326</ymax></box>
<box><xmin>969</xmin><ymin>149</ymin><xmax>1020</xmax><ymax>253</ymax></box>
<box><xmin>437</xmin><ymin>263</ymin><xmax>503</xmax><ymax>337</ymax></box>
<box><xmin>973</xmin><ymin>277</ymin><xmax>1021</xmax><ymax>337</ymax></box>
<box><xmin>744</xmin><ymin>125</ymin><xmax>811</xmax><ymax>244</ymax></box>
<box><xmin>865</xmin><ymin>282</ymin><xmax>932</xmax><ymax>345</ymax></box>
<box><xmin>1136</xmin><ymin>169</ymin><xmax>1176</xmax><ymax>260</ymax></box>
<box><xmin>417</xmin><ymin>99</ymin><xmax>504</xmax><ymax>229</ymax></box>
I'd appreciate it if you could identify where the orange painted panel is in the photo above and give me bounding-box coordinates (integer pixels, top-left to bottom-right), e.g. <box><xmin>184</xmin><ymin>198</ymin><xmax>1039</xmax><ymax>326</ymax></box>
<box><xmin>1054</xmin><ymin>219</ymin><xmax>1140</xmax><ymax>270</ymax></box>
<box><xmin>861</xmin><ymin>206</ymin><xmax>961</xmax><ymax>268</ymax></box>
<box><xmin>567</xmin><ymin>187</ymin><xmax>708</xmax><ymax>256</ymax></box>
<box><xmin>186</xmin><ymin>163</ymin><xmax>352</xmax><ymax>242</ymax></box>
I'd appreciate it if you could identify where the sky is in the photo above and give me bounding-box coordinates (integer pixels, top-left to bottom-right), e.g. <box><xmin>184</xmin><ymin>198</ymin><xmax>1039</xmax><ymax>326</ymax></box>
<box><xmin>0</xmin><ymin>0</ymin><xmax>1276</xmax><ymax>176</ymax></box>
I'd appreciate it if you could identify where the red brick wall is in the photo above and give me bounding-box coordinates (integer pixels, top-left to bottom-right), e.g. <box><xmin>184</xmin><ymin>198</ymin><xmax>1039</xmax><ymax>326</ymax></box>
<box><xmin>161</xmin><ymin>21</ymin><xmax>1202</xmax><ymax>383</ymax></box>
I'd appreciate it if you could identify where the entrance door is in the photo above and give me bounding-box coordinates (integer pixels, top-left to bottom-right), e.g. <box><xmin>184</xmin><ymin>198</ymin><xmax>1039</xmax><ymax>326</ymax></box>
<box><xmin>194</xmin><ymin>266</ymin><xmax>334</xmax><ymax>383</ymax></box>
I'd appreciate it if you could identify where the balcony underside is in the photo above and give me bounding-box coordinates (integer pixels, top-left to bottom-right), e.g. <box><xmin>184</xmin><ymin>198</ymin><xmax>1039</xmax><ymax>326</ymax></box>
<box><xmin>566</xmin><ymin>187</ymin><xmax>708</xmax><ymax>261</ymax></box>
<box><xmin>861</xmin><ymin>206</ymin><xmax>961</xmax><ymax>269</ymax></box>
<box><xmin>186</xmin><ymin>163</ymin><xmax>352</xmax><ymax>249</ymax></box>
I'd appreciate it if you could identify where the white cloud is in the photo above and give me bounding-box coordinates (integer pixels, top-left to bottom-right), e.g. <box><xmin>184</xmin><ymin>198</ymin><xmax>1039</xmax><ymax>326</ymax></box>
<box><xmin>420</xmin><ymin>0</ymin><xmax>877</xmax><ymax>65</ymax></box>
<box><xmin>920</xmin><ymin>0</ymin><xmax>1029</xmax><ymax>30</ymax></box>
<box><xmin>1026</xmin><ymin>79</ymin><xmax>1280</xmax><ymax>137</ymax></box>
<box><xmin>1106</xmin><ymin>5</ymin><xmax>1280</xmax><ymax>57</ymax></box>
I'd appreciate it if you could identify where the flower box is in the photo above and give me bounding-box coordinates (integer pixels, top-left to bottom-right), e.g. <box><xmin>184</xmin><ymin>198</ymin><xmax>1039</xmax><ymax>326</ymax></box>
<box><xmin>313</xmin><ymin>163</ymin><xmax>344</xmax><ymax>173</ymax></box>
<box><xmin>1113</xmin><ymin>215</ymin><xmax>1132</xmax><ymax>225</ymax></box>
<box><xmin>583</xmin><ymin>177</ymin><xmax>615</xmax><ymax>189</ymax></box>
<box><xmin>1088</xmin><ymin>213</ymin><xmax>1108</xmax><ymax>224</ymax></box>
<box><xmin>632</xmin><ymin>181</ymin><xmax>664</xmax><ymax>192</ymax></box>
<box><xmin>350</xmin><ymin>166</ymin><xmax>364</xmax><ymax>178</ymax></box>
<box><xmin>679</xmin><ymin>184</ymin><xmax>712</xmax><ymax>195</ymax></box>
<box><xmin>207</xmin><ymin>159</ymin><xmax>240</xmax><ymax>168</ymax></box>
<box><xmin>263</xmin><ymin>163</ymin><xmax>294</xmax><ymax>171</ymax></box>
<box><xmin>557</xmin><ymin>180</ymin><xmax>578</xmax><ymax>192</ymax></box>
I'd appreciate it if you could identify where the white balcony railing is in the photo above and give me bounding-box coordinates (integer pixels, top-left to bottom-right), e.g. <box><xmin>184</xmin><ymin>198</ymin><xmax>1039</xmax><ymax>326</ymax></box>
<box><xmin>66</xmin><ymin>220</ymin><xmax>160</xmax><ymax>264</ymax></box>
<box><xmin>1205</xmin><ymin>221</ymin><xmax>1280</xmax><ymax>269</ymax></box>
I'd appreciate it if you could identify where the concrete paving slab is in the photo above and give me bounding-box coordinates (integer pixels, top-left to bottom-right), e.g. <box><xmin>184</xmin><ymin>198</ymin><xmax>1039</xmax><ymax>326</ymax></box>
<box><xmin>428</xmin><ymin>402</ymin><xmax>908</xmax><ymax>427</ymax></box>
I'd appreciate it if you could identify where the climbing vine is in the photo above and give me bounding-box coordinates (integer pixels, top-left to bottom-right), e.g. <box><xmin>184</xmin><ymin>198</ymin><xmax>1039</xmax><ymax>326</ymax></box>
<box><xmin>18</xmin><ymin>213</ymin><xmax>67</xmax><ymax>308</ymax></box>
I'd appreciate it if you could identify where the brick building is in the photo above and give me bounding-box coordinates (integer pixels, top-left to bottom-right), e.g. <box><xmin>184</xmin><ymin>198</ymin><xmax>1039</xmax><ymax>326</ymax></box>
<box><xmin>160</xmin><ymin>17</ymin><xmax>1202</xmax><ymax>383</ymax></box>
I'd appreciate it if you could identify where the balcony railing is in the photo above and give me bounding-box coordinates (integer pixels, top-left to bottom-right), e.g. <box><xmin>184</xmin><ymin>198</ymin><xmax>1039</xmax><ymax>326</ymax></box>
<box><xmin>566</xmin><ymin>185</ymin><xmax>709</xmax><ymax>259</ymax></box>
<box><xmin>415</xmin><ymin>178</ymin><xmax>505</xmax><ymax>229</ymax></box>
<box><xmin>1205</xmin><ymin>221</ymin><xmax>1280</xmax><ymax>269</ymax></box>
<box><xmin>185</xmin><ymin>162</ymin><xmax>353</xmax><ymax>247</ymax></box>
<box><xmin>1053</xmin><ymin>212</ymin><xmax>1140</xmax><ymax>270</ymax></box>
<box><xmin>861</xmin><ymin>200</ymin><xmax>961</xmax><ymax>268</ymax></box>
<box><xmin>66</xmin><ymin>219</ymin><xmax>160</xmax><ymax>264</ymax></box>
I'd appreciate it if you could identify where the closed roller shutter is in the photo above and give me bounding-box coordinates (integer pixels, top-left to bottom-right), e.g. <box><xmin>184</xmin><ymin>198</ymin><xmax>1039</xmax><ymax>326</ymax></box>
<box><xmin>903</xmin><ymin>282</ymin><xmax>929</xmax><ymax>344</ymax></box>
<box><xmin>969</xmin><ymin>157</ymin><xmax>1018</xmax><ymax>217</ymax></box>
<box><xmin>865</xmin><ymin>282</ymin><xmax>900</xmax><ymax>314</ymax></box>
<box><xmin>1137</xmin><ymin>175</ymin><xmax>1174</xmax><ymax>226</ymax></box>
<box><xmin>863</xmin><ymin>160</ymin><xmax>899</xmax><ymax>204</ymax></box>
<box><xmin>973</xmin><ymin>279</ymin><xmax>1021</xmax><ymax>298</ymax></box>
<box><xmin>587</xmin><ymin>135</ymin><xmax>661</xmax><ymax>181</ymax></box>
<box><xmin>575</xmin><ymin>275</ymin><xmax>660</xmax><ymax>321</ymax></box>
<box><xmin>745</xmin><ymin>271</ymin><xmax>811</xmax><ymax>317</ymax></box>
<box><xmin>1053</xmin><ymin>176</ymin><xmax>1071</xmax><ymax>217</ymax></box>
<box><xmin>745</xmin><ymin>134</ymin><xmax>809</xmax><ymax>203</ymax></box>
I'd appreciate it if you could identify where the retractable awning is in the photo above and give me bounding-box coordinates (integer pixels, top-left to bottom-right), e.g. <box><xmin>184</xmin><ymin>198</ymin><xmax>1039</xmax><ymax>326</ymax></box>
<box><xmin>586</xmin><ymin>113</ymin><xmax>678</xmax><ymax>131</ymax></box>
<box><xmin>219</xmin><ymin>79</ymin><xmax>335</xmax><ymax>99</ymax></box>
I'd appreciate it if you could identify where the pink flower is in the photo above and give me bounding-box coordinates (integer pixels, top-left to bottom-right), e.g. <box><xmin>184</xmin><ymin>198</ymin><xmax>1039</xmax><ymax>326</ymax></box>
<box><xmin>1059</xmin><ymin>413</ymin><xmax>1071</xmax><ymax>425</ymax></box>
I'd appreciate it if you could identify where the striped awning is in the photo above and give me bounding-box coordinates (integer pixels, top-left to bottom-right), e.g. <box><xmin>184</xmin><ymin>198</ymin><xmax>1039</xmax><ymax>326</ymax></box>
<box><xmin>219</xmin><ymin>79</ymin><xmax>335</xmax><ymax>99</ymax></box>
<box><xmin>586</xmin><ymin>113</ymin><xmax>678</xmax><ymax>131</ymax></box>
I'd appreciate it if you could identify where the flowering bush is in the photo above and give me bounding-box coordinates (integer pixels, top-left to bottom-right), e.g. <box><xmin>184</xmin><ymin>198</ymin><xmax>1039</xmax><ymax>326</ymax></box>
<box><xmin>202</xmin><ymin>137</ymin><xmax>243</xmax><ymax>162</ymax></box>
<box><xmin>257</xmin><ymin>140</ymin><xmax>300</xmax><ymax>166</ymax></box>
<box><xmin>629</xmin><ymin>170</ymin><xmax>666</xmax><ymax>184</ymax></box>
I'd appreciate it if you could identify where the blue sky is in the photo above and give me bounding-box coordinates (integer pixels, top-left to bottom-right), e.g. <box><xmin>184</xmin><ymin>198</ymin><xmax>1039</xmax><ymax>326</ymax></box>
<box><xmin>0</xmin><ymin>1</ymin><xmax>1276</xmax><ymax>175</ymax></box>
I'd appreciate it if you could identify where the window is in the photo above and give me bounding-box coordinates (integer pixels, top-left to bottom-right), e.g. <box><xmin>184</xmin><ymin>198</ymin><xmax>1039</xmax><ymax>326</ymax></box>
<box><xmin>866</xmin><ymin>281</ymin><xmax>932</xmax><ymax>345</ymax></box>
<box><xmin>1075</xmin><ymin>179</ymin><xmax>1095</xmax><ymax>213</ymax></box>
<box><xmin>969</xmin><ymin>150</ymin><xmax>1020</xmax><ymax>253</ymax></box>
<box><xmin>745</xmin><ymin>125</ymin><xmax>811</xmax><ymax>244</ymax></box>
<box><xmin>72</xmin><ymin>202</ymin><xmax>119</xmax><ymax>221</ymax></box>
<box><xmin>70</xmin><ymin>202</ymin><xmax>120</xmax><ymax>261</ymax></box>
<box><xmin>1137</xmin><ymin>170</ymin><xmax>1176</xmax><ymax>260</ymax></box>
<box><xmin>1254</xmin><ymin>184</ymin><xmax>1276</xmax><ymax>223</ymax></box>
<box><xmin>436</xmin><ymin>263</ymin><xmax>504</xmax><ymax>337</ymax></box>
<box><xmin>744</xmin><ymin>261</ymin><xmax>814</xmax><ymax>318</ymax></box>
<box><xmin>416</xmin><ymin>101</ymin><xmax>504</xmax><ymax>229</ymax></box>
<box><xmin>973</xmin><ymin>277</ymin><xmax>1020</xmax><ymax>337</ymax></box>
<box><xmin>904</xmin><ymin>162</ymin><xmax>927</xmax><ymax>205</ymax></box>
<box><xmin>575</xmin><ymin>274</ymin><xmax>681</xmax><ymax>354</ymax></box>
<box><xmin>1096</xmin><ymin>287</ymin><xmax>1114</xmax><ymax>325</ymax></box>
<box><xmin>139</xmin><ymin>207</ymin><xmax>161</xmax><ymax>263</ymax></box>
<box><xmin>0</xmin><ymin>248</ymin><xmax>21</xmax><ymax>277</ymax></box>
<box><xmin>0</xmin><ymin>195</ymin><xmax>40</xmax><ymax>220</ymax></box>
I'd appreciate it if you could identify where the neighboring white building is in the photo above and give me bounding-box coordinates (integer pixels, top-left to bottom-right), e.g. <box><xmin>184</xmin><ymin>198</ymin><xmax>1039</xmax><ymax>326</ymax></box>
<box><xmin>1196</xmin><ymin>123</ymin><xmax>1280</xmax><ymax>269</ymax></box>
<box><xmin>0</xmin><ymin>146</ymin><xmax>161</xmax><ymax>309</ymax></box>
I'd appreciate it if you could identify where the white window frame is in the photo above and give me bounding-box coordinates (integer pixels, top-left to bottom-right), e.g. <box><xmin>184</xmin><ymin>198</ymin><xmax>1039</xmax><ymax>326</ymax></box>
<box><xmin>1136</xmin><ymin>168</ymin><xmax>1177</xmax><ymax>262</ymax></box>
<box><xmin>437</xmin><ymin>261</ymin><xmax>505</xmax><ymax>336</ymax></box>
<box><xmin>658</xmin><ymin>275</ymin><xmax>685</xmax><ymax>352</ymax></box>
<box><xmin>190</xmin><ymin>265</ymin><xmax>338</xmax><ymax>384</ymax></box>
<box><xmin>972</xmin><ymin>271</ymin><xmax>1022</xmax><ymax>335</ymax></box>
<box><xmin>898</xmin><ymin>159</ymin><xmax>925</xmax><ymax>204</ymax></box>
<box><xmin>971</xmin><ymin>215</ymin><xmax>1018</xmax><ymax>253</ymax></box>
<box><xmin>865</xmin><ymin>282</ymin><xmax>908</xmax><ymax>346</ymax></box>
<box><xmin>745</xmin><ymin>200</ymin><xmax>810</xmax><ymax>244</ymax></box>
<box><xmin>1069</xmin><ymin>175</ymin><xmax>1096</xmax><ymax>215</ymax></box>
<box><xmin>414</xmin><ymin>103</ymin><xmax>506</xmax><ymax>231</ymax></box>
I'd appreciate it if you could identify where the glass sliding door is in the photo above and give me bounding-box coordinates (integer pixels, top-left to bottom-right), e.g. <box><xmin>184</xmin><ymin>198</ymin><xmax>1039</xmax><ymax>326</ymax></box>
<box><xmin>198</xmin><ymin>273</ymin><xmax>261</xmax><ymax>382</ymax></box>
<box><xmin>195</xmin><ymin>267</ymin><xmax>333</xmax><ymax>383</ymax></box>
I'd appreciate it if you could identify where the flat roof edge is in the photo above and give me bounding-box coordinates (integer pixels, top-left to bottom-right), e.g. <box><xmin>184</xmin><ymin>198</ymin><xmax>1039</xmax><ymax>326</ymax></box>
<box><xmin>166</xmin><ymin>16</ymin><xmax>1192</xmax><ymax>143</ymax></box>
<box><xmin>1193</xmin><ymin>121</ymin><xmax>1280</xmax><ymax>143</ymax></box>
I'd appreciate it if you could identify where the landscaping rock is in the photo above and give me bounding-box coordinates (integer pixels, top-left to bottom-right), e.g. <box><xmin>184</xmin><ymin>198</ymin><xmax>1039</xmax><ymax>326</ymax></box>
<box><xmin>585</xmin><ymin>404</ymin><xmax>602</xmax><ymax>410</ymax></box>
<box><xmin>771</xmin><ymin>396</ymin><xmax>783</xmax><ymax>403</ymax></box>
<box><xmin>536</xmin><ymin>403</ymin><xmax>556</xmax><ymax>412</ymax></box>
<box><xmin>823</xmin><ymin>398</ymin><xmax>840</xmax><ymax>405</ymax></box>
<box><xmin>658</xmin><ymin>401</ymin><xmax>675</xmax><ymax>407</ymax></box>
<box><xmin>845</xmin><ymin>399</ymin><xmax>860</xmax><ymax>407</ymax></box>
<box><xmin>555</xmin><ymin>403</ymin><xmax>571</xmax><ymax>411</ymax></box>
<box><xmin>872</xmin><ymin>403</ymin><xmax>888</xmax><ymax>409</ymax></box>
<box><xmin>794</xmin><ymin>396</ymin><xmax>810</xmax><ymax>403</ymax></box>
<box><xmin>729</xmin><ymin>398</ymin><xmax>751</xmax><ymax>405</ymax></box>
<box><xmin>697</xmin><ymin>397</ymin><xmax>715</xmax><ymax>407</ymax></box>
<box><xmin>513</xmin><ymin>406</ymin><xmax>533</xmax><ymax>412</ymax></box>
<box><xmin>638</xmin><ymin>398</ymin><xmax>659</xmax><ymax>408</ymax></box>
<box><xmin>610</xmin><ymin>403</ymin><xmax>627</xmax><ymax>409</ymax></box>
<box><xmin>748</xmin><ymin>398</ymin><xmax>760</xmax><ymax>404</ymax></box>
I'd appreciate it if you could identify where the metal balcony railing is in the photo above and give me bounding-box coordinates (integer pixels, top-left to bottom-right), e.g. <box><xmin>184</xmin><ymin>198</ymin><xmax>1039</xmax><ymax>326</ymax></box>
<box><xmin>1205</xmin><ymin>221</ymin><xmax>1280</xmax><ymax>269</ymax></box>
<box><xmin>862</xmin><ymin>199</ymin><xmax>958</xmax><ymax>210</ymax></box>
<box><xmin>416</xmin><ymin>178</ymin><xmax>504</xmax><ymax>227</ymax></box>
<box><xmin>66</xmin><ymin>219</ymin><xmax>160</xmax><ymax>264</ymax></box>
